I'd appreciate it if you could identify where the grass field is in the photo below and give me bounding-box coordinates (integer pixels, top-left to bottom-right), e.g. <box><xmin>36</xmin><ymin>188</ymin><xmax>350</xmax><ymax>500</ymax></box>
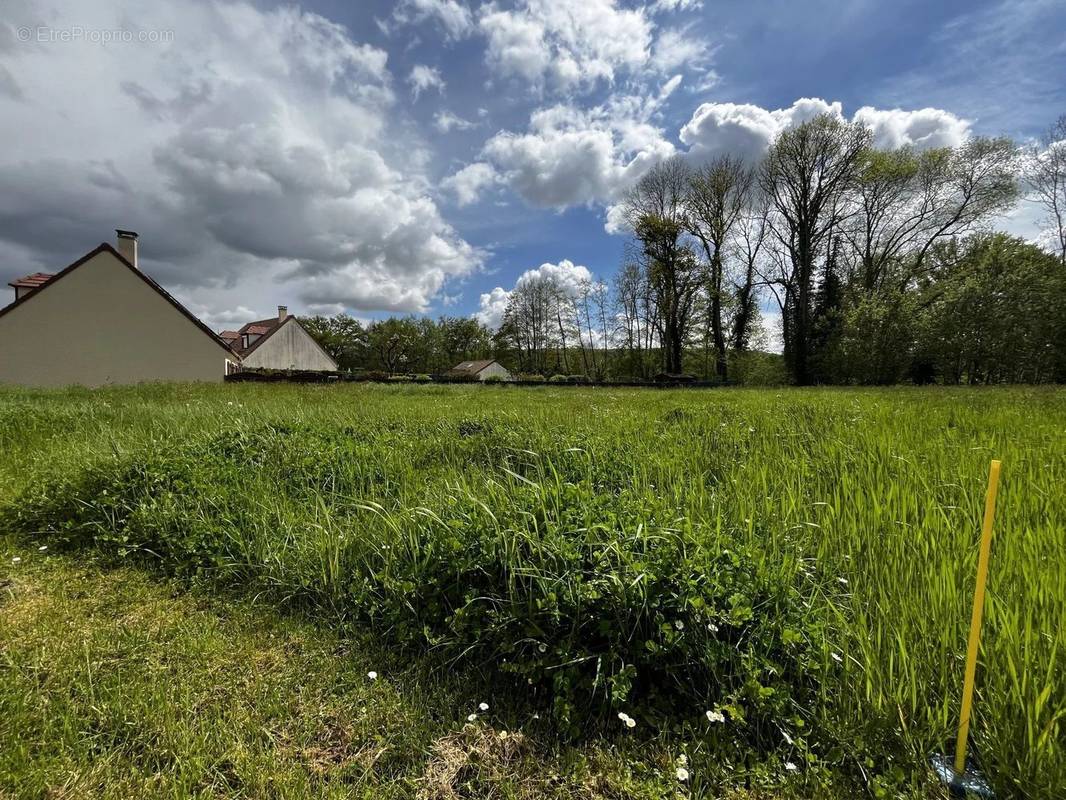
<box><xmin>1</xmin><ymin>383</ymin><xmax>1062</xmax><ymax>799</ymax></box>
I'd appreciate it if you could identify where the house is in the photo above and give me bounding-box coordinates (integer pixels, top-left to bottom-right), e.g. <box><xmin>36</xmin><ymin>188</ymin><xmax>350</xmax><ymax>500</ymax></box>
<box><xmin>0</xmin><ymin>231</ymin><xmax>238</xmax><ymax>387</ymax></box>
<box><xmin>228</xmin><ymin>307</ymin><xmax>338</xmax><ymax>372</ymax></box>
<box><xmin>445</xmin><ymin>359</ymin><xmax>511</xmax><ymax>381</ymax></box>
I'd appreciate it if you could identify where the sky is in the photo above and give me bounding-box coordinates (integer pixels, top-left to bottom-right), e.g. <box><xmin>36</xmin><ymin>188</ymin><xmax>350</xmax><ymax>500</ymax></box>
<box><xmin>1</xmin><ymin>0</ymin><xmax>1064</xmax><ymax>332</ymax></box>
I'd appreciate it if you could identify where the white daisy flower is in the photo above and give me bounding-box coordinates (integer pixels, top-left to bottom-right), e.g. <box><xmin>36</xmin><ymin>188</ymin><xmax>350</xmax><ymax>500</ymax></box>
<box><xmin>785</xmin><ymin>761</ymin><xmax>799</xmax><ymax>772</ymax></box>
<box><xmin>467</xmin><ymin>713</ymin><xmax>478</xmax><ymax>722</ymax></box>
<box><xmin>38</xmin><ymin>545</ymin><xmax>47</xmax><ymax>552</ymax></box>
<box><xmin>367</xmin><ymin>671</ymin><xmax>378</xmax><ymax>680</ymax></box>
<box><xmin>831</xmin><ymin>652</ymin><xmax>843</xmax><ymax>663</ymax></box>
<box><xmin>676</xmin><ymin>767</ymin><xmax>690</xmax><ymax>781</ymax></box>
<box><xmin>705</xmin><ymin>710</ymin><xmax>725</xmax><ymax>723</ymax></box>
<box><xmin>478</xmin><ymin>702</ymin><xmax>489</xmax><ymax>711</ymax></box>
<box><xmin>10</xmin><ymin>557</ymin><xmax>20</xmax><ymax>564</ymax></box>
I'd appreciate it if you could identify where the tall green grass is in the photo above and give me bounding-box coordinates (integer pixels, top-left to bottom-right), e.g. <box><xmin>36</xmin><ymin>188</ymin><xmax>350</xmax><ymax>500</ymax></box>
<box><xmin>1</xmin><ymin>383</ymin><xmax>1062</xmax><ymax>798</ymax></box>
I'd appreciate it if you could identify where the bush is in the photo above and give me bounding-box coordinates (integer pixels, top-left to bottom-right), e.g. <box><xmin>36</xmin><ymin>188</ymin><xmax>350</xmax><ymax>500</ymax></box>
<box><xmin>548</xmin><ymin>374</ymin><xmax>569</xmax><ymax>383</ymax></box>
<box><xmin>516</xmin><ymin>374</ymin><xmax>545</xmax><ymax>382</ymax></box>
<box><xmin>5</xmin><ymin>422</ymin><xmax>823</xmax><ymax>744</ymax></box>
<box><xmin>482</xmin><ymin>375</ymin><xmax>505</xmax><ymax>384</ymax></box>
<box><xmin>357</xmin><ymin>370</ymin><xmax>389</xmax><ymax>382</ymax></box>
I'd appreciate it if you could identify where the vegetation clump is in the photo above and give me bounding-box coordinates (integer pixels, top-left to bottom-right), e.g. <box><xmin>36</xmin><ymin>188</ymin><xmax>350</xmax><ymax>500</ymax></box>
<box><xmin>1</xmin><ymin>383</ymin><xmax>1063</xmax><ymax>798</ymax></box>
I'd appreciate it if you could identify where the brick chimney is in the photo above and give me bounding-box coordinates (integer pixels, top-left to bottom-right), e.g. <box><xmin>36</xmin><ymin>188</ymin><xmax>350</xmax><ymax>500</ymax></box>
<box><xmin>278</xmin><ymin>305</ymin><xmax>288</xmax><ymax>323</ymax></box>
<box><xmin>116</xmin><ymin>229</ymin><xmax>138</xmax><ymax>268</ymax></box>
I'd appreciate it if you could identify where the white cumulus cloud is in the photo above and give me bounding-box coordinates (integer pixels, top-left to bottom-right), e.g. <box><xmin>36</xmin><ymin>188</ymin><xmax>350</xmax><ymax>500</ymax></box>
<box><xmin>442</xmin><ymin>162</ymin><xmax>498</xmax><ymax>206</ymax></box>
<box><xmin>390</xmin><ymin>0</ymin><xmax>474</xmax><ymax>40</ymax></box>
<box><xmin>479</xmin><ymin>0</ymin><xmax>654</xmax><ymax>93</ymax></box>
<box><xmin>408</xmin><ymin>64</ymin><xmax>446</xmax><ymax>99</ymax></box>
<box><xmin>680</xmin><ymin>98</ymin><xmax>970</xmax><ymax>163</ymax></box>
<box><xmin>0</xmin><ymin>0</ymin><xmax>480</xmax><ymax>319</ymax></box>
<box><xmin>475</xmin><ymin>258</ymin><xmax>593</xmax><ymax>328</ymax></box>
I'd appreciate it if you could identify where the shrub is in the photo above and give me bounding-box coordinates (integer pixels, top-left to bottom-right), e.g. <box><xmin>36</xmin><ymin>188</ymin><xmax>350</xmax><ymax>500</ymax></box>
<box><xmin>548</xmin><ymin>374</ymin><xmax>569</xmax><ymax>383</ymax></box>
<box><xmin>5</xmin><ymin>422</ymin><xmax>822</xmax><ymax>745</ymax></box>
<box><xmin>482</xmin><ymin>375</ymin><xmax>505</xmax><ymax>384</ymax></box>
<box><xmin>357</xmin><ymin>370</ymin><xmax>389</xmax><ymax>382</ymax></box>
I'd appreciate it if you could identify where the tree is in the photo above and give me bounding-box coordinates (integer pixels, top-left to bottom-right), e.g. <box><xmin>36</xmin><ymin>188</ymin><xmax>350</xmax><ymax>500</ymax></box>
<box><xmin>366</xmin><ymin>318</ymin><xmax>419</xmax><ymax>374</ymax></box>
<box><xmin>845</xmin><ymin>139</ymin><xmax>1019</xmax><ymax>292</ymax></box>
<box><xmin>1027</xmin><ymin>115</ymin><xmax>1066</xmax><ymax>266</ymax></box>
<box><xmin>613</xmin><ymin>257</ymin><xmax>657</xmax><ymax>379</ymax></box>
<box><xmin>916</xmin><ymin>234</ymin><xmax>1066</xmax><ymax>383</ymax></box>
<box><xmin>437</xmin><ymin>316</ymin><xmax>493</xmax><ymax>372</ymax></box>
<box><xmin>808</xmin><ymin>236</ymin><xmax>845</xmax><ymax>383</ymax></box>
<box><xmin>621</xmin><ymin>158</ymin><xmax>701</xmax><ymax>374</ymax></box>
<box><xmin>761</xmin><ymin>114</ymin><xmax>871</xmax><ymax>384</ymax></box>
<box><xmin>729</xmin><ymin>192</ymin><xmax>769</xmax><ymax>353</ymax></box>
<box><xmin>685</xmin><ymin>154</ymin><xmax>756</xmax><ymax>380</ymax></box>
<box><xmin>496</xmin><ymin>275</ymin><xmax>561</xmax><ymax>375</ymax></box>
<box><xmin>299</xmin><ymin>314</ymin><xmax>366</xmax><ymax>371</ymax></box>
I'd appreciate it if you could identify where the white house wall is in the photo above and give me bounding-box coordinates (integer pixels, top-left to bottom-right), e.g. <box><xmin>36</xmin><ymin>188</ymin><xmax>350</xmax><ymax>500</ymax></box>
<box><xmin>0</xmin><ymin>250</ymin><xmax>230</xmax><ymax>387</ymax></box>
<box><xmin>477</xmin><ymin>362</ymin><xmax>511</xmax><ymax>380</ymax></box>
<box><xmin>241</xmin><ymin>319</ymin><xmax>337</xmax><ymax>371</ymax></box>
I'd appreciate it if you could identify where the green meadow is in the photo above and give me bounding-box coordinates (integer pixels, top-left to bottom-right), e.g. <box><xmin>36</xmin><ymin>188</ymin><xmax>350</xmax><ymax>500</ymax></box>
<box><xmin>1</xmin><ymin>384</ymin><xmax>1062</xmax><ymax>799</ymax></box>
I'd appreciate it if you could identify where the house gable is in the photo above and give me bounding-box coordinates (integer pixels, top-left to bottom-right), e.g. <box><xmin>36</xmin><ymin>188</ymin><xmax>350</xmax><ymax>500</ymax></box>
<box><xmin>239</xmin><ymin>316</ymin><xmax>338</xmax><ymax>371</ymax></box>
<box><xmin>0</xmin><ymin>245</ymin><xmax>236</xmax><ymax>386</ymax></box>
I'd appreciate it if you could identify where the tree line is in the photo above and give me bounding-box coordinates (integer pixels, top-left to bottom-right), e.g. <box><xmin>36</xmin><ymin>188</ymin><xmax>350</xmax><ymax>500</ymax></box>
<box><xmin>302</xmin><ymin>113</ymin><xmax>1066</xmax><ymax>385</ymax></box>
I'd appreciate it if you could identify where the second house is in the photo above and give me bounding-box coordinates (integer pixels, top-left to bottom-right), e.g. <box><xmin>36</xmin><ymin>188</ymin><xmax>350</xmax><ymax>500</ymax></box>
<box><xmin>222</xmin><ymin>307</ymin><xmax>338</xmax><ymax>372</ymax></box>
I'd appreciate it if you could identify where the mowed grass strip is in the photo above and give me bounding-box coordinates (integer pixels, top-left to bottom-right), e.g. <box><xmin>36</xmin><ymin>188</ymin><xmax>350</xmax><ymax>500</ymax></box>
<box><xmin>0</xmin><ymin>383</ymin><xmax>1062</xmax><ymax>799</ymax></box>
<box><xmin>2</xmin><ymin>544</ymin><xmax>762</xmax><ymax>800</ymax></box>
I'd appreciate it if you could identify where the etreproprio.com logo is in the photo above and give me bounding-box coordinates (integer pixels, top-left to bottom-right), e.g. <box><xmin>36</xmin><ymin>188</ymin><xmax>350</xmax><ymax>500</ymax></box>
<box><xmin>16</xmin><ymin>25</ymin><xmax>175</xmax><ymax>44</ymax></box>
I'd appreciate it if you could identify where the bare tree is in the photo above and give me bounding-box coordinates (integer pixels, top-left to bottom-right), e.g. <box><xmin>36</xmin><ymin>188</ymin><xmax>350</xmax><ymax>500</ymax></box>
<box><xmin>621</xmin><ymin>158</ymin><xmax>701</xmax><ymax>374</ymax></box>
<box><xmin>685</xmin><ymin>154</ymin><xmax>756</xmax><ymax>380</ymax></box>
<box><xmin>729</xmin><ymin>191</ymin><xmax>770</xmax><ymax>352</ymax></box>
<box><xmin>497</xmin><ymin>275</ymin><xmax>560</xmax><ymax>375</ymax></box>
<box><xmin>760</xmin><ymin>114</ymin><xmax>871</xmax><ymax>384</ymax></box>
<box><xmin>1027</xmin><ymin>115</ymin><xmax>1066</xmax><ymax>266</ymax></box>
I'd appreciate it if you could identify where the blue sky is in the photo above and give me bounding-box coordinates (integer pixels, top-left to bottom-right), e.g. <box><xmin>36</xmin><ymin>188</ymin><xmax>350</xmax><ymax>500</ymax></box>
<box><xmin>1</xmin><ymin>0</ymin><xmax>1064</xmax><ymax>331</ymax></box>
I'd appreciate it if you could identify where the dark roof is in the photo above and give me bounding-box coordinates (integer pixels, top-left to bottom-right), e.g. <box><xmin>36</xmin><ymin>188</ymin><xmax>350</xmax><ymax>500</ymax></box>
<box><xmin>447</xmin><ymin>359</ymin><xmax>499</xmax><ymax>375</ymax></box>
<box><xmin>8</xmin><ymin>272</ymin><xmax>55</xmax><ymax>289</ymax></box>
<box><xmin>229</xmin><ymin>313</ymin><xmax>338</xmax><ymax>368</ymax></box>
<box><xmin>0</xmin><ymin>243</ymin><xmax>237</xmax><ymax>357</ymax></box>
<box><xmin>219</xmin><ymin>330</ymin><xmax>240</xmax><ymax>340</ymax></box>
<box><xmin>231</xmin><ymin>316</ymin><xmax>284</xmax><ymax>357</ymax></box>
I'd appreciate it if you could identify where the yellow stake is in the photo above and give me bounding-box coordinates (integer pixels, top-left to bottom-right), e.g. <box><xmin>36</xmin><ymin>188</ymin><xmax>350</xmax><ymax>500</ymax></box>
<box><xmin>954</xmin><ymin>459</ymin><xmax>1002</xmax><ymax>776</ymax></box>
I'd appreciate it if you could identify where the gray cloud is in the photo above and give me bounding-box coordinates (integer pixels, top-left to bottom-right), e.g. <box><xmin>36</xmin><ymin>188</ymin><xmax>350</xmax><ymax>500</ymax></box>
<box><xmin>0</xmin><ymin>0</ymin><xmax>480</xmax><ymax>319</ymax></box>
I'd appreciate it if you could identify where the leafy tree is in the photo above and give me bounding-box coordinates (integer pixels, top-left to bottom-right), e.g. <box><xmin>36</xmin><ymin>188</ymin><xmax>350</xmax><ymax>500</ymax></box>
<box><xmin>366</xmin><ymin>317</ymin><xmax>420</xmax><ymax>374</ymax></box>
<box><xmin>917</xmin><ymin>234</ymin><xmax>1066</xmax><ymax>383</ymax></box>
<box><xmin>299</xmin><ymin>314</ymin><xmax>366</xmax><ymax>371</ymax></box>
<box><xmin>761</xmin><ymin>114</ymin><xmax>871</xmax><ymax>384</ymax></box>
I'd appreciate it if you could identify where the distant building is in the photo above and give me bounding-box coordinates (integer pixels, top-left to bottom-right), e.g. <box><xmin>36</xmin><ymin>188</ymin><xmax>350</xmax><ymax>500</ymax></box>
<box><xmin>445</xmin><ymin>359</ymin><xmax>511</xmax><ymax>381</ymax></box>
<box><xmin>228</xmin><ymin>307</ymin><xmax>338</xmax><ymax>372</ymax></box>
<box><xmin>0</xmin><ymin>231</ymin><xmax>237</xmax><ymax>387</ymax></box>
